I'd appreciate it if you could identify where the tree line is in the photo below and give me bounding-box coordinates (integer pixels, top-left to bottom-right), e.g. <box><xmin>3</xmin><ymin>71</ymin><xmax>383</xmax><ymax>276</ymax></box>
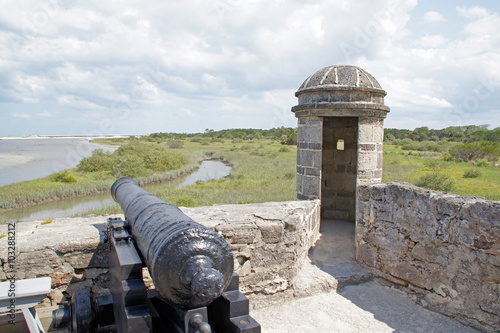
<box><xmin>146</xmin><ymin>127</ymin><xmax>298</xmax><ymax>145</ymax></box>
<box><xmin>384</xmin><ymin>125</ymin><xmax>500</xmax><ymax>143</ymax></box>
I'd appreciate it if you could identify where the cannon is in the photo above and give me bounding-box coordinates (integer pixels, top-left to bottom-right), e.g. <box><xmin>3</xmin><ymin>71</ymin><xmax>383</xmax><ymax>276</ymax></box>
<box><xmin>53</xmin><ymin>177</ymin><xmax>261</xmax><ymax>333</ymax></box>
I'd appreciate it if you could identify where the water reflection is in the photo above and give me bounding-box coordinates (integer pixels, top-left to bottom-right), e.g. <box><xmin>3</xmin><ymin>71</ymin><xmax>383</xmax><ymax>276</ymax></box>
<box><xmin>177</xmin><ymin>160</ymin><xmax>232</xmax><ymax>188</ymax></box>
<box><xmin>2</xmin><ymin>160</ymin><xmax>231</xmax><ymax>223</ymax></box>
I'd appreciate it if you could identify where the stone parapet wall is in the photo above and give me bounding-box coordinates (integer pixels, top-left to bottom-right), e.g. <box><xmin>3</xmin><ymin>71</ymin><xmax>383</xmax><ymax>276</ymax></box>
<box><xmin>356</xmin><ymin>182</ymin><xmax>500</xmax><ymax>332</ymax></box>
<box><xmin>0</xmin><ymin>200</ymin><xmax>321</xmax><ymax>308</ymax></box>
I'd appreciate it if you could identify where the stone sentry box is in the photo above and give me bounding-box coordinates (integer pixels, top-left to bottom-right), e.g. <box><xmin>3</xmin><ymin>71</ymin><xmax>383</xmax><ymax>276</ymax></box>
<box><xmin>292</xmin><ymin>65</ymin><xmax>390</xmax><ymax>221</ymax></box>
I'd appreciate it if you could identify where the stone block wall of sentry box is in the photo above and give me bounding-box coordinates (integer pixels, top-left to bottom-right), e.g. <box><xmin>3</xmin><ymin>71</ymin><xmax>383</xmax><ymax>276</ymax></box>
<box><xmin>296</xmin><ymin>117</ymin><xmax>323</xmax><ymax>201</ymax></box>
<box><xmin>292</xmin><ymin>65</ymin><xmax>389</xmax><ymax>220</ymax></box>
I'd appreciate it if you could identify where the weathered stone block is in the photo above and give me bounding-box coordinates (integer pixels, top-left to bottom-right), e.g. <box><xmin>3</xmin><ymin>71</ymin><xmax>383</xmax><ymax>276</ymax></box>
<box><xmin>297</xmin><ymin>118</ymin><xmax>322</xmax><ymax>143</ymax></box>
<box><xmin>359</xmin><ymin>143</ymin><xmax>376</xmax><ymax>151</ymax></box>
<box><xmin>356</xmin><ymin>242</ymin><xmax>378</xmax><ymax>268</ymax></box>
<box><xmin>357</xmin><ymin>186</ymin><xmax>371</xmax><ymax>201</ymax></box>
<box><xmin>302</xmin><ymin>175</ymin><xmax>321</xmax><ymax>197</ymax></box>
<box><xmin>216</xmin><ymin>221</ymin><xmax>258</xmax><ymax>244</ymax></box>
<box><xmin>388</xmin><ymin>263</ymin><xmax>426</xmax><ymax>289</ymax></box>
<box><xmin>255</xmin><ymin>220</ymin><xmax>284</xmax><ymax>244</ymax></box>
<box><xmin>358</xmin><ymin>151</ymin><xmax>378</xmax><ymax>170</ymax></box>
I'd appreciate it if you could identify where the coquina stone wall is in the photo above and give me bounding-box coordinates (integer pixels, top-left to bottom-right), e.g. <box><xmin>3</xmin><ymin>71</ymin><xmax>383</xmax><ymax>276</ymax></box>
<box><xmin>0</xmin><ymin>200</ymin><xmax>320</xmax><ymax>309</ymax></box>
<box><xmin>356</xmin><ymin>182</ymin><xmax>500</xmax><ymax>332</ymax></box>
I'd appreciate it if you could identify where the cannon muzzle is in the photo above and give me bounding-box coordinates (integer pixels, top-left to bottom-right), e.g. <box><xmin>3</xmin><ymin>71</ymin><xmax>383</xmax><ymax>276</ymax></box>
<box><xmin>111</xmin><ymin>177</ymin><xmax>233</xmax><ymax>309</ymax></box>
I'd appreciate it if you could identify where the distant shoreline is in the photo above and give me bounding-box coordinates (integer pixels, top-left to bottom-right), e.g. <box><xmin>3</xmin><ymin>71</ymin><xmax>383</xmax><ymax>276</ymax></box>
<box><xmin>0</xmin><ymin>135</ymin><xmax>138</xmax><ymax>140</ymax></box>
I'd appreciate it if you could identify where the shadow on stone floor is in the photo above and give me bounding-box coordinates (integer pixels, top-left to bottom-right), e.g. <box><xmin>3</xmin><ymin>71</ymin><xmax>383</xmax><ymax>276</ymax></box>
<box><xmin>308</xmin><ymin>219</ymin><xmax>373</xmax><ymax>290</ymax></box>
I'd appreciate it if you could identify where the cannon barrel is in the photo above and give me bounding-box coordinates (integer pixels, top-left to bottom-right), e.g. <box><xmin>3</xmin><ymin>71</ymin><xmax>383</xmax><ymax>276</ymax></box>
<box><xmin>111</xmin><ymin>177</ymin><xmax>234</xmax><ymax>309</ymax></box>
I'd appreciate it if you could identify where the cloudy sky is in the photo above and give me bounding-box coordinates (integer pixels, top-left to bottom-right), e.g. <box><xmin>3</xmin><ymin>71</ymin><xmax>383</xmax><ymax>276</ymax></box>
<box><xmin>1</xmin><ymin>0</ymin><xmax>499</xmax><ymax>136</ymax></box>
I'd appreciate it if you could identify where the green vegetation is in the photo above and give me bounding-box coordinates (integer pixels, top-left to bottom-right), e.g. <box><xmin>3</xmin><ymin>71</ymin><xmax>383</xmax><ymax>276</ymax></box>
<box><xmin>382</xmin><ymin>143</ymin><xmax>499</xmax><ymax>200</ymax></box>
<box><xmin>41</xmin><ymin>218</ymin><xmax>53</xmax><ymax>225</ymax></box>
<box><xmin>463</xmin><ymin>169</ymin><xmax>481</xmax><ymax>179</ymax></box>
<box><xmin>385</xmin><ymin>125</ymin><xmax>500</xmax><ymax>142</ymax></box>
<box><xmin>50</xmin><ymin>171</ymin><xmax>78</xmax><ymax>183</ymax></box>
<box><xmin>383</xmin><ymin>125</ymin><xmax>499</xmax><ymax>199</ymax></box>
<box><xmin>415</xmin><ymin>172</ymin><xmax>455</xmax><ymax>192</ymax></box>
<box><xmin>83</xmin><ymin>138</ymin><xmax>297</xmax><ymax>215</ymax></box>
<box><xmin>78</xmin><ymin>142</ymin><xmax>188</xmax><ymax>176</ymax></box>
<box><xmin>0</xmin><ymin>140</ymin><xmax>197</xmax><ymax>210</ymax></box>
<box><xmin>0</xmin><ymin>125</ymin><xmax>499</xmax><ymax>216</ymax></box>
<box><xmin>0</xmin><ymin>234</ymin><xmax>5</xmax><ymax>239</ymax></box>
<box><xmin>450</xmin><ymin>141</ymin><xmax>499</xmax><ymax>163</ymax></box>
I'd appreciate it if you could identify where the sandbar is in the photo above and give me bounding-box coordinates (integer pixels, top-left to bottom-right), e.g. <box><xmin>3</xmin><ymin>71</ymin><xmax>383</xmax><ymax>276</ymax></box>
<box><xmin>0</xmin><ymin>154</ymin><xmax>36</xmax><ymax>168</ymax></box>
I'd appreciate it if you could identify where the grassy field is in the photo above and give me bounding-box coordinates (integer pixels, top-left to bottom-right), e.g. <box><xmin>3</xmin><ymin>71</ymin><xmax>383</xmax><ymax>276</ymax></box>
<box><xmin>383</xmin><ymin>144</ymin><xmax>500</xmax><ymax>200</ymax></box>
<box><xmin>0</xmin><ymin>138</ymin><xmax>498</xmax><ymax>216</ymax></box>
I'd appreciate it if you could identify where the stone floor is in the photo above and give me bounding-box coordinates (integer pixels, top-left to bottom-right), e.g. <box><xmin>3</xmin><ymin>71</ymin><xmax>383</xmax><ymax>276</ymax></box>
<box><xmin>308</xmin><ymin>219</ymin><xmax>374</xmax><ymax>289</ymax></box>
<box><xmin>252</xmin><ymin>219</ymin><xmax>480</xmax><ymax>332</ymax></box>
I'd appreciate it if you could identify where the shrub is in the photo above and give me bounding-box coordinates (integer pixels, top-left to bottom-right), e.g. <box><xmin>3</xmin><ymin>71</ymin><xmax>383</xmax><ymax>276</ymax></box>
<box><xmin>144</xmin><ymin>150</ymin><xmax>187</xmax><ymax>171</ymax></box>
<box><xmin>450</xmin><ymin>141</ymin><xmax>500</xmax><ymax>162</ymax></box>
<box><xmin>78</xmin><ymin>149</ymin><xmax>114</xmax><ymax>172</ymax></box>
<box><xmin>415</xmin><ymin>172</ymin><xmax>454</xmax><ymax>192</ymax></box>
<box><xmin>168</xmin><ymin>140</ymin><xmax>184</xmax><ymax>149</ymax></box>
<box><xmin>50</xmin><ymin>171</ymin><xmax>77</xmax><ymax>183</ymax></box>
<box><xmin>423</xmin><ymin>159</ymin><xmax>439</xmax><ymax>170</ymax></box>
<box><xmin>401</xmin><ymin>140</ymin><xmax>442</xmax><ymax>152</ymax></box>
<box><xmin>112</xmin><ymin>154</ymin><xmax>147</xmax><ymax>178</ymax></box>
<box><xmin>463</xmin><ymin>169</ymin><xmax>481</xmax><ymax>178</ymax></box>
<box><xmin>175</xmin><ymin>196</ymin><xmax>194</xmax><ymax>207</ymax></box>
<box><xmin>279</xmin><ymin>146</ymin><xmax>290</xmax><ymax>153</ymax></box>
<box><xmin>401</xmin><ymin>141</ymin><xmax>420</xmax><ymax>151</ymax></box>
<box><xmin>442</xmin><ymin>153</ymin><xmax>453</xmax><ymax>162</ymax></box>
<box><xmin>116</xmin><ymin>141</ymin><xmax>188</xmax><ymax>172</ymax></box>
<box><xmin>476</xmin><ymin>159</ymin><xmax>490</xmax><ymax>167</ymax></box>
<box><xmin>281</xmin><ymin>132</ymin><xmax>297</xmax><ymax>145</ymax></box>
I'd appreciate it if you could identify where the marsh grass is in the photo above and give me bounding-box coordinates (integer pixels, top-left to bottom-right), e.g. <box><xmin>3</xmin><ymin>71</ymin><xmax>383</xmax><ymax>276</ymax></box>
<box><xmin>0</xmin><ymin>148</ymin><xmax>205</xmax><ymax>210</ymax></box>
<box><xmin>153</xmin><ymin>140</ymin><xmax>297</xmax><ymax>206</ymax></box>
<box><xmin>383</xmin><ymin>145</ymin><xmax>499</xmax><ymax>200</ymax></box>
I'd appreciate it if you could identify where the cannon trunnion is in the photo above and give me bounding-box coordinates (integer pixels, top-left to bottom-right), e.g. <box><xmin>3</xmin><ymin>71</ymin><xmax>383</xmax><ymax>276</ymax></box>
<box><xmin>54</xmin><ymin>178</ymin><xmax>260</xmax><ymax>333</ymax></box>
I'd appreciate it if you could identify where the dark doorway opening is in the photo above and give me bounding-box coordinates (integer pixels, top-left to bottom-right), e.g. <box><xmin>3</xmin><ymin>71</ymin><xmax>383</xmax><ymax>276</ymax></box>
<box><xmin>321</xmin><ymin>117</ymin><xmax>358</xmax><ymax>221</ymax></box>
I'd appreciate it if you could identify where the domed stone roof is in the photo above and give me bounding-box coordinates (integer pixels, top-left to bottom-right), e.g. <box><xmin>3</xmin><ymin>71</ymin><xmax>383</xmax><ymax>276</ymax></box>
<box><xmin>297</xmin><ymin>65</ymin><xmax>383</xmax><ymax>94</ymax></box>
<box><xmin>292</xmin><ymin>65</ymin><xmax>389</xmax><ymax>118</ymax></box>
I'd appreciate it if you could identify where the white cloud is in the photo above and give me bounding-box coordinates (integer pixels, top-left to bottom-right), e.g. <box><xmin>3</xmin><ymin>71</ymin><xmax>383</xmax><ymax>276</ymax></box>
<box><xmin>423</xmin><ymin>11</ymin><xmax>447</xmax><ymax>23</ymax></box>
<box><xmin>22</xmin><ymin>97</ymin><xmax>39</xmax><ymax>103</ymax></box>
<box><xmin>12</xmin><ymin>112</ymin><xmax>31</xmax><ymax>119</ymax></box>
<box><xmin>57</xmin><ymin>95</ymin><xmax>104</xmax><ymax>109</ymax></box>
<box><xmin>457</xmin><ymin>6</ymin><xmax>500</xmax><ymax>38</ymax></box>
<box><xmin>456</xmin><ymin>6</ymin><xmax>490</xmax><ymax>19</ymax></box>
<box><xmin>414</xmin><ymin>35</ymin><xmax>448</xmax><ymax>48</ymax></box>
<box><xmin>35</xmin><ymin>111</ymin><xmax>54</xmax><ymax>118</ymax></box>
<box><xmin>384</xmin><ymin>78</ymin><xmax>452</xmax><ymax>110</ymax></box>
